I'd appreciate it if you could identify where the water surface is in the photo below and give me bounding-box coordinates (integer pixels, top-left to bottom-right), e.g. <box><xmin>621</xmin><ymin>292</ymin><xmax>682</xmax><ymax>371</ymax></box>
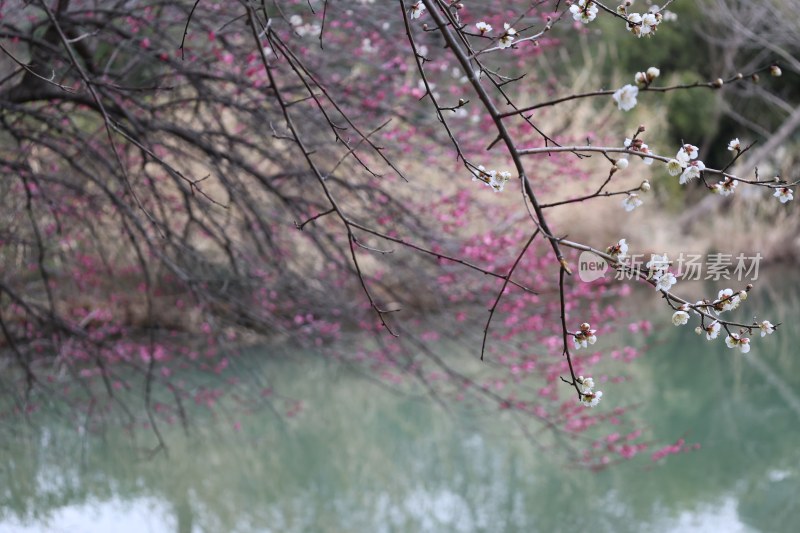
<box><xmin>1</xmin><ymin>280</ymin><xmax>798</xmax><ymax>532</ymax></box>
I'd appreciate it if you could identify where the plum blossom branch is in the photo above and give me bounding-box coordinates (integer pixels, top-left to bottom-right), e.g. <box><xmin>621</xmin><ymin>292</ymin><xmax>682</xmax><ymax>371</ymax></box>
<box><xmin>480</xmin><ymin>229</ymin><xmax>540</xmax><ymax>361</ymax></box>
<box><xmin>498</xmin><ymin>67</ymin><xmax>775</xmax><ymax>119</ymax></box>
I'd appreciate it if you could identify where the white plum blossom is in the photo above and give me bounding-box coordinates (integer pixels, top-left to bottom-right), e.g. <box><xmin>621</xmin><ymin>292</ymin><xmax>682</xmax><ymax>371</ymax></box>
<box><xmin>475</xmin><ymin>21</ymin><xmax>493</xmax><ymax>34</ymax></box>
<box><xmin>626</xmin><ymin>13</ymin><xmax>643</xmax><ymax>34</ymax></box>
<box><xmin>573</xmin><ymin>322</ymin><xmax>597</xmax><ymax>350</ymax></box>
<box><xmin>498</xmin><ymin>23</ymin><xmax>517</xmax><ymax>48</ymax></box>
<box><xmin>627</xmin><ymin>11</ymin><xmax>662</xmax><ymax>37</ymax></box>
<box><xmin>635</xmin><ymin>71</ymin><xmax>648</xmax><ymax>87</ymax></box>
<box><xmin>473</xmin><ymin>166</ymin><xmax>512</xmax><ymax>193</ymax></box>
<box><xmin>666</xmin><ymin>159</ymin><xmax>683</xmax><ymax>176</ymax></box>
<box><xmin>572</xmin><ymin>333</ymin><xmax>596</xmax><ymax>350</ymax></box>
<box><xmin>705</xmin><ymin>321</ymin><xmax>722</xmax><ymax>340</ymax></box>
<box><xmin>759</xmin><ymin>320</ymin><xmax>775</xmax><ymax>337</ymax></box>
<box><xmin>622</xmin><ymin>193</ymin><xmax>643</xmax><ymax>212</ymax></box>
<box><xmin>473</xmin><ymin>165</ymin><xmax>490</xmax><ymax>181</ymax></box>
<box><xmin>473</xmin><ymin>165</ymin><xmax>496</xmax><ymax>187</ymax></box>
<box><xmin>607</xmin><ymin>238</ymin><xmax>629</xmax><ymax>261</ymax></box>
<box><xmin>647</xmin><ymin>66</ymin><xmax>661</xmax><ymax>80</ymax></box>
<box><xmin>655</xmin><ymin>271</ymin><xmax>677</xmax><ymax>292</ymax></box>
<box><xmin>612</xmin><ymin>84</ymin><xmax>639</xmax><ymax>111</ymax></box>
<box><xmin>410</xmin><ymin>2</ymin><xmax>426</xmax><ymax>19</ymax></box>
<box><xmin>727</xmin><ymin>138</ymin><xmax>741</xmax><ymax>152</ymax></box>
<box><xmin>774</xmin><ymin>187</ymin><xmax>794</xmax><ymax>203</ymax></box>
<box><xmin>577</xmin><ymin>375</ymin><xmax>595</xmax><ymax>394</ymax></box>
<box><xmin>676</xmin><ymin>144</ymin><xmax>699</xmax><ymax>165</ymax></box>
<box><xmin>641</xmin><ymin>12</ymin><xmax>659</xmax><ymax>35</ymax></box>
<box><xmin>715</xmin><ymin>288</ymin><xmax>741</xmax><ymax>313</ymax></box>
<box><xmin>672</xmin><ymin>306</ymin><xmax>690</xmax><ymax>326</ymax></box>
<box><xmin>576</xmin><ymin>369</ymin><xmax>603</xmax><ymax>407</ymax></box>
<box><xmin>711</xmin><ymin>177</ymin><xmax>737</xmax><ymax>196</ymax></box>
<box><xmin>570</xmin><ymin>0</ymin><xmax>599</xmax><ymax>23</ymax></box>
<box><xmin>679</xmin><ymin>160</ymin><xmax>705</xmax><ymax>184</ymax></box>
<box><xmin>647</xmin><ymin>254</ymin><xmax>677</xmax><ymax>292</ymax></box>
<box><xmin>490</xmin><ymin>171</ymin><xmax>512</xmax><ymax>192</ymax></box>
<box><xmin>580</xmin><ymin>390</ymin><xmax>603</xmax><ymax>407</ymax></box>
<box><xmin>725</xmin><ymin>333</ymin><xmax>751</xmax><ymax>354</ymax></box>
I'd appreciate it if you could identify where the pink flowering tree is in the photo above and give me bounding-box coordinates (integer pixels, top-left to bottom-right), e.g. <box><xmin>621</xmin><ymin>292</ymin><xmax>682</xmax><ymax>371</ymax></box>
<box><xmin>0</xmin><ymin>0</ymin><xmax>792</xmax><ymax>462</ymax></box>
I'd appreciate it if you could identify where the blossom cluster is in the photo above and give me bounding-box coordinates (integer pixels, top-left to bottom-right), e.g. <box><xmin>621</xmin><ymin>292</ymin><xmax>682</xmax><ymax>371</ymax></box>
<box><xmin>472</xmin><ymin>166</ymin><xmax>512</xmax><ymax>192</ymax></box>
<box><xmin>573</xmin><ymin>322</ymin><xmax>597</xmax><ymax>350</ymax></box>
<box><xmin>472</xmin><ymin>20</ymin><xmax>517</xmax><ymax>48</ymax></box>
<box><xmin>606</xmin><ymin>240</ymin><xmax>777</xmax><ymax>356</ymax></box>
<box><xmin>666</xmin><ymin>143</ymin><xmax>706</xmax><ymax>185</ymax></box>
<box><xmin>666</xmin><ymin>138</ymin><xmax>794</xmax><ymax>203</ymax></box>
<box><xmin>634</xmin><ymin>67</ymin><xmax>660</xmax><ymax>88</ymax></box>
<box><xmin>570</xmin><ymin>0</ymin><xmax>599</xmax><ymax>24</ymax></box>
<box><xmin>619</xmin><ymin>4</ymin><xmax>665</xmax><ymax>38</ymax></box>
<box><xmin>674</xmin><ymin>288</ymin><xmax>778</xmax><ymax>354</ymax></box>
<box><xmin>576</xmin><ymin>375</ymin><xmax>603</xmax><ymax>407</ymax></box>
<box><xmin>646</xmin><ymin>253</ymin><xmax>677</xmax><ymax>292</ymax></box>
<box><xmin>710</xmin><ymin>177</ymin><xmax>737</xmax><ymax>197</ymax></box>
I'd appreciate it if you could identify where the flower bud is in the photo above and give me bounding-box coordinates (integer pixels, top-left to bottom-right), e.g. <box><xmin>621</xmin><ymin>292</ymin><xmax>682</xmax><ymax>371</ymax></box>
<box><xmin>646</xmin><ymin>67</ymin><xmax>660</xmax><ymax>80</ymax></box>
<box><xmin>640</xmin><ymin>180</ymin><xmax>651</xmax><ymax>192</ymax></box>
<box><xmin>770</xmin><ymin>65</ymin><xmax>782</xmax><ymax>77</ymax></box>
<box><xmin>615</xmin><ymin>158</ymin><xmax>629</xmax><ymax>170</ymax></box>
<box><xmin>712</xmin><ymin>78</ymin><xmax>724</xmax><ymax>88</ymax></box>
<box><xmin>695</xmin><ymin>327</ymin><xmax>703</xmax><ymax>335</ymax></box>
<box><xmin>739</xmin><ymin>290</ymin><xmax>748</xmax><ymax>301</ymax></box>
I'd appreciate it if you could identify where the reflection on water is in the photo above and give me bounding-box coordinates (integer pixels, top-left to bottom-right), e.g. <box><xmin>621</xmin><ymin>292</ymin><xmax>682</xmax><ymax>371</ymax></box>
<box><xmin>1</xmin><ymin>277</ymin><xmax>798</xmax><ymax>532</ymax></box>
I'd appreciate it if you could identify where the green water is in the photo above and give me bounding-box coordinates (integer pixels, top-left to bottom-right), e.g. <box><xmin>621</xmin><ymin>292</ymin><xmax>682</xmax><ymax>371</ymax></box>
<box><xmin>1</xmin><ymin>282</ymin><xmax>798</xmax><ymax>532</ymax></box>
